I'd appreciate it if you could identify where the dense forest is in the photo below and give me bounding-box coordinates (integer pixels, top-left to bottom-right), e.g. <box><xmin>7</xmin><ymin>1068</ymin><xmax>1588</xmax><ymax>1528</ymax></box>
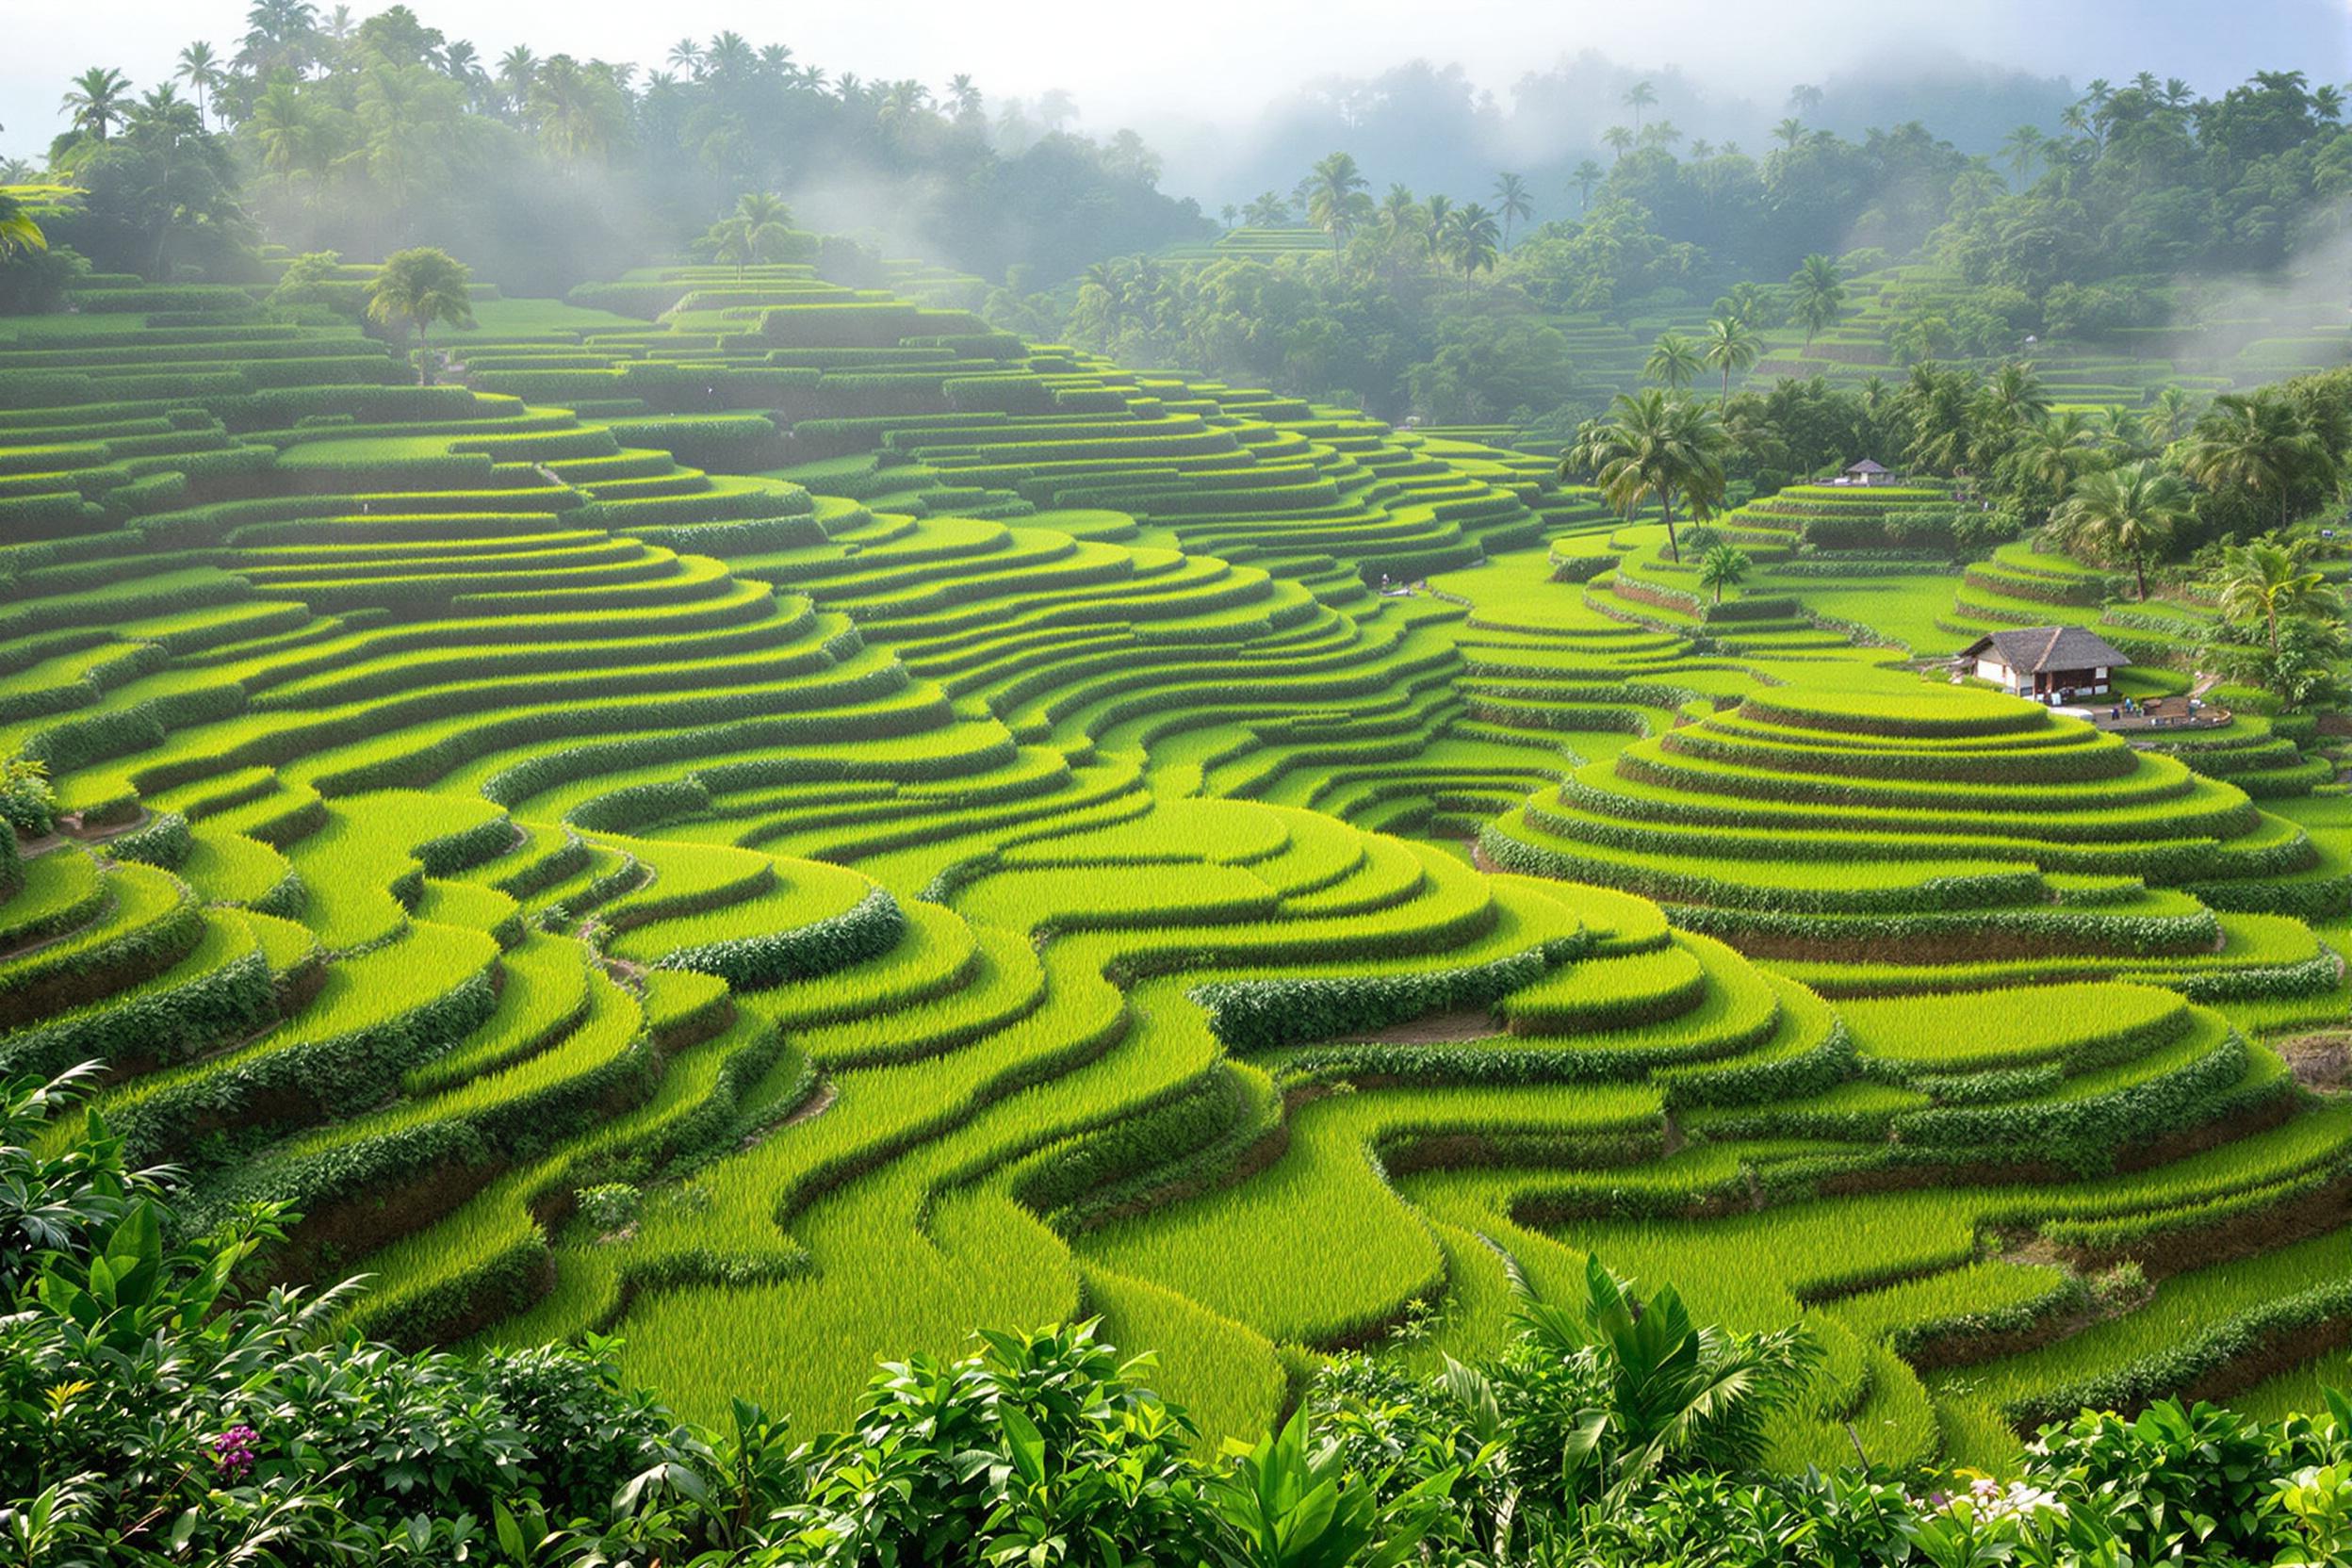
<box><xmin>13</xmin><ymin>4</ymin><xmax>1209</xmax><ymax>296</ymax></box>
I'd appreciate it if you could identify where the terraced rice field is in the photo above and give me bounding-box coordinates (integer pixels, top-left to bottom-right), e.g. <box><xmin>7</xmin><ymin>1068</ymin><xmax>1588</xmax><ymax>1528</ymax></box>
<box><xmin>3</xmin><ymin>251</ymin><xmax>2347</xmax><ymax>1470</ymax></box>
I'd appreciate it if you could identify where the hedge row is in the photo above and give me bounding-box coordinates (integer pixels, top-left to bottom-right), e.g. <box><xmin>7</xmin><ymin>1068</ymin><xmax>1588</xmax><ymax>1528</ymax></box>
<box><xmin>1188</xmin><ymin>945</ymin><xmax>1569</xmax><ymax>1054</ymax></box>
<box><xmin>651</xmin><ymin>885</ymin><xmax>905</xmax><ymax>989</ymax></box>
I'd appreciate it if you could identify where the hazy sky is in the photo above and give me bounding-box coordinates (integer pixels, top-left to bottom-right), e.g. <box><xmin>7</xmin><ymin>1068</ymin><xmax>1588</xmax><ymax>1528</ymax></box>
<box><xmin>6</xmin><ymin>0</ymin><xmax>2349</xmax><ymax>182</ymax></box>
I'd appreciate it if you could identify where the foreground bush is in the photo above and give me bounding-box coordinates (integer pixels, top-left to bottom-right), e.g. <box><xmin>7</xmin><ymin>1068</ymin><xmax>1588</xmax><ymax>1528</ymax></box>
<box><xmin>2</xmin><ymin>1065</ymin><xmax>2347</xmax><ymax>1566</ymax></box>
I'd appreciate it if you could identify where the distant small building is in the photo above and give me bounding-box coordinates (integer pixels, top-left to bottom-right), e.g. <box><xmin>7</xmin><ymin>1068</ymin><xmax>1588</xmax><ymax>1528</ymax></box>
<box><xmin>1958</xmin><ymin>627</ymin><xmax>2130</xmax><ymax>704</ymax></box>
<box><xmin>1840</xmin><ymin>458</ymin><xmax>1892</xmax><ymax>486</ymax></box>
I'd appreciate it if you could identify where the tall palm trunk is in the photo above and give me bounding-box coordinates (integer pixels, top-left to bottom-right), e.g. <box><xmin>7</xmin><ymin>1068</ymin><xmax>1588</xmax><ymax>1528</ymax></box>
<box><xmin>1661</xmin><ymin>489</ymin><xmax>1679</xmax><ymax>563</ymax></box>
<box><xmin>416</xmin><ymin>320</ymin><xmax>432</xmax><ymax>386</ymax></box>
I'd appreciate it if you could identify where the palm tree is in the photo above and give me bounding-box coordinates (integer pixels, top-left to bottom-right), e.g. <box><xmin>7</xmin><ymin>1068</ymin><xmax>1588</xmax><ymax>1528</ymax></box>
<box><xmin>0</xmin><ymin>191</ymin><xmax>47</xmax><ymax>261</ymax></box>
<box><xmin>1512</xmin><ymin>1257</ymin><xmax>1815</xmax><ymax>1507</ymax></box>
<box><xmin>174</xmin><ymin>43</ymin><xmax>223</xmax><ymax>126</ymax></box>
<box><xmin>1644</xmin><ymin>333</ymin><xmax>1704</xmax><ymax>393</ymax></box>
<box><xmin>1773</xmin><ymin>117</ymin><xmax>1806</xmax><ymax>149</ymax></box>
<box><xmin>1697</xmin><ymin>544</ymin><xmax>1753</xmax><ymax>605</ymax></box>
<box><xmin>1700</xmin><ymin>317</ymin><xmax>1762</xmax><ymax>402</ymax></box>
<box><xmin>704</xmin><ymin>189</ymin><xmax>793</xmax><ymax>274</ymax></box>
<box><xmin>496</xmin><ymin>45</ymin><xmax>536</xmax><ymax>114</ymax></box>
<box><xmin>666</xmin><ymin>37</ymin><xmax>703</xmax><ymax>76</ymax></box>
<box><xmin>2180</xmin><ymin>393</ymin><xmax>2336</xmax><ymax>531</ymax></box>
<box><xmin>246</xmin><ymin>78</ymin><xmax>313</xmax><ymax>187</ymax></box>
<box><xmin>1306</xmin><ymin>151</ymin><xmax>1370</xmax><ymax>249</ymax></box>
<box><xmin>2215</xmin><ymin>541</ymin><xmax>2343</xmax><ymax>657</ymax></box>
<box><xmin>1602</xmin><ymin>125</ymin><xmax>1633</xmax><ymax>162</ymax></box>
<box><xmin>1688</xmin><ymin>138</ymin><xmax>1714</xmax><ymax>160</ymax></box>
<box><xmin>1242</xmin><ymin>190</ymin><xmax>1291</xmax><ymax>227</ymax></box>
<box><xmin>1788</xmin><ymin>253</ymin><xmax>1845</xmax><ymax>343</ymax></box>
<box><xmin>1443</xmin><ymin>204</ymin><xmax>1502</xmax><ymax>276</ymax></box>
<box><xmin>2047</xmin><ymin>462</ymin><xmax>2192</xmax><ymax>600</ymax></box>
<box><xmin>2148</xmin><ymin>385</ymin><xmax>2199</xmax><ymax>446</ymax></box>
<box><xmin>758</xmin><ymin>43</ymin><xmax>794</xmax><ymax>77</ymax></box>
<box><xmin>1376</xmin><ymin>184</ymin><xmax>1424</xmax><ymax>255</ymax></box>
<box><xmin>2001</xmin><ymin>123</ymin><xmax>2046</xmax><ymax>184</ymax></box>
<box><xmin>60</xmin><ymin>66</ymin><xmax>133</xmax><ymax>140</ymax></box>
<box><xmin>366</xmin><ymin>247</ymin><xmax>475</xmax><ymax>386</ymax></box>
<box><xmin>704</xmin><ymin>31</ymin><xmax>755</xmax><ymax>81</ymax></box>
<box><xmin>1622</xmin><ymin>79</ymin><xmax>1658</xmax><ymax>133</ymax></box>
<box><xmin>1571</xmin><ymin>158</ymin><xmax>1605</xmax><ymax>212</ymax></box>
<box><xmin>1492</xmin><ymin>172</ymin><xmax>1532</xmax><ymax>247</ymax></box>
<box><xmin>2006</xmin><ymin>410</ymin><xmax>2103</xmax><ymax>501</ymax></box>
<box><xmin>1572</xmin><ymin>389</ymin><xmax>1732</xmax><ymax>563</ymax></box>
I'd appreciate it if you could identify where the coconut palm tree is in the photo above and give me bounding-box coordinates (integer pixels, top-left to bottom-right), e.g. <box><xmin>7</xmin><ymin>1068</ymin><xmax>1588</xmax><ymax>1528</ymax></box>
<box><xmin>1700</xmin><ymin>316</ymin><xmax>1762</xmax><ymax>402</ymax></box>
<box><xmin>60</xmin><ymin>67</ymin><xmax>133</xmax><ymax>141</ymax></box>
<box><xmin>1773</xmin><ymin>117</ymin><xmax>1806</xmax><ymax>149</ymax></box>
<box><xmin>2180</xmin><ymin>393</ymin><xmax>2337</xmax><ymax>531</ymax></box>
<box><xmin>666</xmin><ymin>37</ymin><xmax>703</xmax><ymax>76</ymax></box>
<box><xmin>1572</xmin><ymin>389</ymin><xmax>1731</xmax><ymax>563</ymax></box>
<box><xmin>1242</xmin><ymin>190</ymin><xmax>1291</xmax><ymax>227</ymax></box>
<box><xmin>1376</xmin><ymin>184</ymin><xmax>1424</xmax><ymax>256</ymax></box>
<box><xmin>366</xmin><ymin>247</ymin><xmax>475</xmax><ymax>386</ymax></box>
<box><xmin>1571</xmin><ymin>158</ymin><xmax>1605</xmax><ymax>212</ymax></box>
<box><xmin>1644</xmin><ymin>333</ymin><xmax>1704</xmax><ymax>393</ymax></box>
<box><xmin>2047</xmin><ymin>462</ymin><xmax>2192</xmax><ymax>600</ymax></box>
<box><xmin>1788</xmin><ymin>253</ymin><xmax>1845</xmax><ymax>343</ymax></box>
<box><xmin>1602</xmin><ymin>125</ymin><xmax>1633</xmax><ymax>162</ymax></box>
<box><xmin>2005</xmin><ymin>410</ymin><xmax>2104</xmax><ymax>501</ymax></box>
<box><xmin>496</xmin><ymin>45</ymin><xmax>536</xmax><ymax>115</ymax></box>
<box><xmin>1306</xmin><ymin>151</ymin><xmax>1371</xmax><ymax>249</ymax></box>
<box><xmin>173</xmin><ymin>43</ymin><xmax>224</xmax><ymax>126</ymax></box>
<box><xmin>1492</xmin><ymin>172</ymin><xmax>1531</xmax><ymax>247</ymax></box>
<box><xmin>2148</xmin><ymin>385</ymin><xmax>2199</xmax><ymax>446</ymax></box>
<box><xmin>1443</xmin><ymin>204</ymin><xmax>1502</xmax><ymax>276</ymax></box>
<box><xmin>1697</xmin><ymin>544</ymin><xmax>1753</xmax><ymax>605</ymax></box>
<box><xmin>2214</xmin><ymin>540</ymin><xmax>2343</xmax><ymax>657</ymax></box>
<box><xmin>704</xmin><ymin>32</ymin><xmax>755</xmax><ymax>82</ymax></box>
<box><xmin>2001</xmin><ymin>123</ymin><xmax>2046</xmax><ymax>184</ymax></box>
<box><xmin>1622</xmin><ymin>79</ymin><xmax>1657</xmax><ymax>132</ymax></box>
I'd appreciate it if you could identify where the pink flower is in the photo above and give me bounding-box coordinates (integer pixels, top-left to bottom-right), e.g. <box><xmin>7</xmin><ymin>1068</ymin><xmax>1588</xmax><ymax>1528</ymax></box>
<box><xmin>212</xmin><ymin>1424</ymin><xmax>259</xmax><ymax>1480</ymax></box>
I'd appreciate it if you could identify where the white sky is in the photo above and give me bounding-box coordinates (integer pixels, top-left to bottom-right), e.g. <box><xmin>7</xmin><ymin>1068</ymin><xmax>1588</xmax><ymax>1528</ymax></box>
<box><xmin>6</xmin><ymin>0</ymin><xmax>2349</xmax><ymax>189</ymax></box>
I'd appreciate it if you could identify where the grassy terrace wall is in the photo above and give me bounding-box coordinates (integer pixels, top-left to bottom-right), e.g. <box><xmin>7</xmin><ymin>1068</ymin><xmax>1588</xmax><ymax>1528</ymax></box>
<box><xmin>2</xmin><ymin>262</ymin><xmax>2347</xmax><ymax>1476</ymax></box>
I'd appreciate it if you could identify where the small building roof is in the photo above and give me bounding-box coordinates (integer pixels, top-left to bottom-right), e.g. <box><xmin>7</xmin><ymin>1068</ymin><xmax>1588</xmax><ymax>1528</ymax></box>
<box><xmin>1958</xmin><ymin>626</ymin><xmax>2131</xmax><ymax>674</ymax></box>
<box><xmin>1845</xmin><ymin>458</ymin><xmax>1890</xmax><ymax>475</ymax></box>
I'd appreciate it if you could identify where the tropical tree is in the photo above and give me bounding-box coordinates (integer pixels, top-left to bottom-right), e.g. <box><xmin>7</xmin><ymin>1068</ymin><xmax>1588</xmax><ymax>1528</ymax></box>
<box><xmin>1623</xmin><ymin>79</ymin><xmax>1658</xmax><ymax>132</ymax></box>
<box><xmin>1511</xmin><ymin>1257</ymin><xmax>1816</xmax><ymax>1508</ymax></box>
<box><xmin>1788</xmin><ymin>253</ymin><xmax>1844</xmax><ymax>343</ymax></box>
<box><xmin>365</xmin><ymin>247</ymin><xmax>474</xmax><ymax>385</ymax></box>
<box><xmin>1241</xmin><ymin>190</ymin><xmax>1290</xmax><ymax>227</ymax></box>
<box><xmin>1643</xmin><ymin>332</ymin><xmax>1704</xmax><ymax>393</ymax></box>
<box><xmin>1603</xmin><ymin>125</ymin><xmax>1633</xmax><ymax>161</ymax></box>
<box><xmin>1773</xmin><ymin>117</ymin><xmax>1807</xmax><ymax>149</ymax></box>
<box><xmin>702</xmin><ymin>190</ymin><xmax>793</xmax><ymax>274</ymax></box>
<box><xmin>1699</xmin><ymin>316</ymin><xmax>1761</xmax><ymax>403</ymax></box>
<box><xmin>1441</xmin><ymin>203</ymin><xmax>1501</xmax><ymax>276</ymax></box>
<box><xmin>60</xmin><ymin>67</ymin><xmax>134</xmax><ymax>141</ymax></box>
<box><xmin>2148</xmin><ymin>385</ymin><xmax>2200</xmax><ymax>446</ymax></box>
<box><xmin>2213</xmin><ymin>540</ymin><xmax>2343</xmax><ymax>657</ymax></box>
<box><xmin>173</xmin><ymin>43</ymin><xmax>224</xmax><ymax>126</ymax></box>
<box><xmin>1697</xmin><ymin>544</ymin><xmax>1753</xmax><ymax>605</ymax></box>
<box><xmin>1492</xmin><ymin>172</ymin><xmax>1532</xmax><ymax>246</ymax></box>
<box><xmin>2046</xmin><ymin>462</ymin><xmax>2192</xmax><ymax>600</ymax></box>
<box><xmin>2001</xmin><ymin>123</ymin><xmax>2046</xmax><ymax>183</ymax></box>
<box><xmin>0</xmin><ymin>192</ymin><xmax>46</xmax><ymax>260</ymax></box>
<box><xmin>1306</xmin><ymin>151</ymin><xmax>1371</xmax><ymax>248</ymax></box>
<box><xmin>2004</xmin><ymin>409</ymin><xmax>2105</xmax><ymax>503</ymax></box>
<box><xmin>666</xmin><ymin>37</ymin><xmax>703</xmax><ymax>76</ymax></box>
<box><xmin>2180</xmin><ymin>393</ymin><xmax>2338</xmax><ymax>531</ymax></box>
<box><xmin>1570</xmin><ymin>158</ymin><xmax>1605</xmax><ymax>211</ymax></box>
<box><xmin>1572</xmin><ymin>389</ymin><xmax>1732</xmax><ymax>563</ymax></box>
